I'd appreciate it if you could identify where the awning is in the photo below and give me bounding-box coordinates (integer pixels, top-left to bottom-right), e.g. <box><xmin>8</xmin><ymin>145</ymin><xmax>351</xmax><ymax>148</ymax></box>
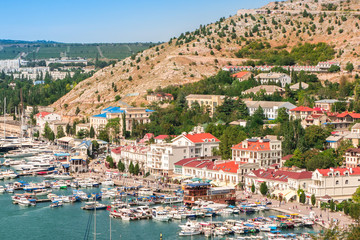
<box><xmin>62</xmin><ymin>164</ymin><xmax>70</xmax><ymax>168</ymax></box>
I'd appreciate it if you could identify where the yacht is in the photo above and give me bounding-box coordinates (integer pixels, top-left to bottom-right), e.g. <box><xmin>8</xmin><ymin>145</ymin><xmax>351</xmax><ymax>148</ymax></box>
<box><xmin>81</xmin><ymin>202</ymin><xmax>107</xmax><ymax>210</ymax></box>
<box><xmin>0</xmin><ymin>185</ymin><xmax>5</xmax><ymax>193</ymax></box>
<box><xmin>138</xmin><ymin>188</ymin><xmax>153</xmax><ymax>196</ymax></box>
<box><xmin>18</xmin><ymin>198</ymin><xmax>31</xmax><ymax>207</ymax></box>
<box><xmin>152</xmin><ymin>207</ymin><xmax>171</xmax><ymax>221</ymax></box>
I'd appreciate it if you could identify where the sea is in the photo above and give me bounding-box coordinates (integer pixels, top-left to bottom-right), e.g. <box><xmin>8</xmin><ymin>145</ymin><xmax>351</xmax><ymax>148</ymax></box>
<box><xmin>0</xmin><ymin>159</ymin><xmax>320</xmax><ymax>240</ymax></box>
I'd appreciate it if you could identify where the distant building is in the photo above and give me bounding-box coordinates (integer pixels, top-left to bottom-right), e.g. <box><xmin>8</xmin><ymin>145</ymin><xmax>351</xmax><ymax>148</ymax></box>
<box><xmin>289</xmin><ymin>106</ymin><xmax>314</xmax><ymax>120</ymax></box>
<box><xmin>314</xmin><ymin>99</ymin><xmax>341</xmax><ymax>111</ymax></box>
<box><xmin>344</xmin><ymin>123</ymin><xmax>360</xmax><ymax>147</ymax></box>
<box><xmin>229</xmin><ymin>120</ymin><xmax>247</xmax><ymax>127</ymax></box>
<box><xmin>232</xmin><ymin>137</ymin><xmax>282</xmax><ymax>168</ymax></box>
<box><xmin>185</xmin><ymin>94</ymin><xmax>225</xmax><ymax>117</ymax></box>
<box><xmin>146</xmin><ymin>92</ymin><xmax>174</xmax><ymax>102</ymax></box>
<box><xmin>35</xmin><ymin>112</ymin><xmax>62</xmax><ymax>134</ymax></box>
<box><xmin>344</xmin><ymin>148</ymin><xmax>360</xmax><ymax>168</ymax></box>
<box><xmin>316</xmin><ymin>62</ymin><xmax>340</xmax><ymax>71</ymax></box>
<box><xmin>90</xmin><ymin>106</ymin><xmax>154</xmax><ymax>136</ymax></box>
<box><xmin>290</xmin><ymin>82</ymin><xmax>309</xmax><ymax>91</ymax></box>
<box><xmin>254</xmin><ymin>73</ymin><xmax>291</xmax><ymax>87</ymax></box>
<box><xmin>231</xmin><ymin>71</ymin><xmax>252</xmax><ymax>81</ymax></box>
<box><xmin>245</xmin><ymin>101</ymin><xmax>296</xmax><ymax>120</ymax></box>
<box><xmin>243</xmin><ymin>85</ymin><xmax>285</xmax><ymax>96</ymax></box>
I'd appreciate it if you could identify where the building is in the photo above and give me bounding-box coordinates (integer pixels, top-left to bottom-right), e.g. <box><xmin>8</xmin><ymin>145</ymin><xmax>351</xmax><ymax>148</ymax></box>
<box><xmin>146</xmin><ymin>132</ymin><xmax>220</xmax><ymax>176</ymax></box>
<box><xmin>146</xmin><ymin>92</ymin><xmax>174</xmax><ymax>102</ymax></box>
<box><xmin>316</xmin><ymin>62</ymin><xmax>340</xmax><ymax>71</ymax></box>
<box><xmin>76</xmin><ymin>123</ymin><xmax>91</xmax><ymax>134</ymax></box>
<box><xmin>289</xmin><ymin>106</ymin><xmax>314</xmax><ymax>120</ymax></box>
<box><xmin>344</xmin><ymin>123</ymin><xmax>360</xmax><ymax>147</ymax></box>
<box><xmin>254</xmin><ymin>73</ymin><xmax>291</xmax><ymax>87</ymax></box>
<box><xmin>90</xmin><ymin>106</ymin><xmax>154</xmax><ymax>136</ymax></box>
<box><xmin>301</xmin><ymin>114</ymin><xmax>331</xmax><ymax>128</ymax></box>
<box><xmin>183</xmin><ymin>183</ymin><xmax>236</xmax><ymax>206</ymax></box>
<box><xmin>35</xmin><ymin>112</ymin><xmax>62</xmax><ymax>134</ymax></box>
<box><xmin>314</xmin><ymin>99</ymin><xmax>341</xmax><ymax>111</ymax></box>
<box><xmin>245</xmin><ymin>101</ymin><xmax>296</xmax><ymax>120</ymax></box>
<box><xmin>308</xmin><ymin>167</ymin><xmax>360</xmax><ymax>200</ymax></box>
<box><xmin>344</xmin><ymin>148</ymin><xmax>360</xmax><ymax>168</ymax></box>
<box><xmin>232</xmin><ymin>71</ymin><xmax>252</xmax><ymax>81</ymax></box>
<box><xmin>229</xmin><ymin>120</ymin><xmax>247</xmax><ymax>127</ymax></box>
<box><xmin>111</xmin><ymin>145</ymin><xmax>150</xmax><ymax>173</ymax></box>
<box><xmin>325</xmin><ymin>135</ymin><xmax>344</xmax><ymax>149</ymax></box>
<box><xmin>243</xmin><ymin>85</ymin><xmax>285</xmax><ymax>96</ymax></box>
<box><xmin>232</xmin><ymin>137</ymin><xmax>282</xmax><ymax>168</ymax></box>
<box><xmin>185</xmin><ymin>94</ymin><xmax>225</xmax><ymax>117</ymax></box>
<box><xmin>154</xmin><ymin>135</ymin><xmax>176</xmax><ymax>144</ymax></box>
<box><xmin>290</xmin><ymin>82</ymin><xmax>309</xmax><ymax>91</ymax></box>
<box><xmin>245</xmin><ymin>169</ymin><xmax>312</xmax><ymax>200</ymax></box>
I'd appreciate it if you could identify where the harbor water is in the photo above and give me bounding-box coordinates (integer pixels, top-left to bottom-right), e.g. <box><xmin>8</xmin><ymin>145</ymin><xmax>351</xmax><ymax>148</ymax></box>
<box><xmin>0</xmin><ymin>163</ymin><xmax>319</xmax><ymax>239</ymax></box>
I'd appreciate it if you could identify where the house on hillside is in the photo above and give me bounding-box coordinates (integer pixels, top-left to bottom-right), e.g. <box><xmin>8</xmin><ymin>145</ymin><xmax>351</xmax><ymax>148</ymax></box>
<box><xmin>243</xmin><ymin>85</ymin><xmax>285</xmax><ymax>96</ymax></box>
<box><xmin>245</xmin><ymin>101</ymin><xmax>296</xmax><ymax>120</ymax></box>
<box><xmin>146</xmin><ymin>93</ymin><xmax>174</xmax><ymax>102</ymax></box>
<box><xmin>232</xmin><ymin>71</ymin><xmax>251</xmax><ymax>82</ymax></box>
<box><xmin>185</xmin><ymin>94</ymin><xmax>225</xmax><ymax>117</ymax></box>
<box><xmin>254</xmin><ymin>73</ymin><xmax>291</xmax><ymax>87</ymax></box>
<box><xmin>290</xmin><ymin>82</ymin><xmax>309</xmax><ymax>91</ymax></box>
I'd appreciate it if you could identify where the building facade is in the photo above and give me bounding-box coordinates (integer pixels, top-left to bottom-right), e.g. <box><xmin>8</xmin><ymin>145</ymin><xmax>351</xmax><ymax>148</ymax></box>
<box><xmin>254</xmin><ymin>73</ymin><xmax>291</xmax><ymax>87</ymax></box>
<box><xmin>185</xmin><ymin>94</ymin><xmax>225</xmax><ymax>117</ymax></box>
<box><xmin>245</xmin><ymin>101</ymin><xmax>296</xmax><ymax>120</ymax></box>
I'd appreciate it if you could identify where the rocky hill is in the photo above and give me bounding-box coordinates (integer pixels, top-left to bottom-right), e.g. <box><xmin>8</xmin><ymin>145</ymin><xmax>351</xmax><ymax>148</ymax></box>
<box><xmin>52</xmin><ymin>0</ymin><xmax>360</xmax><ymax>116</ymax></box>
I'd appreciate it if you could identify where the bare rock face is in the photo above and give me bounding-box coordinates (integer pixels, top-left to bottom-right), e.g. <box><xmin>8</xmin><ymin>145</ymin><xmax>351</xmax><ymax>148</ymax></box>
<box><xmin>52</xmin><ymin>0</ymin><xmax>360</xmax><ymax>116</ymax></box>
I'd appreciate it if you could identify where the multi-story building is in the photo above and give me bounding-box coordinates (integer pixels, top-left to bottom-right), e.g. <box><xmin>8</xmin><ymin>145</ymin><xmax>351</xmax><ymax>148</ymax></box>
<box><xmin>147</xmin><ymin>132</ymin><xmax>220</xmax><ymax>176</ymax></box>
<box><xmin>232</xmin><ymin>137</ymin><xmax>282</xmax><ymax>168</ymax></box>
<box><xmin>344</xmin><ymin>123</ymin><xmax>360</xmax><ymax>147</ymax></box>
<box><xmin>344</xmin><ymin>148</ymin><xmax>360</xmax><ymax>168</ymax></box>
<box><xmin>289</xmin><ymin>106</ymin><xmax>314</xmax><ymax>120</ymax></box>
<box><xmin>146</xmin><ymin>92</ymin><xmax>174</xmax><ymax>102</ymax></box>
<box><xmin>254</xmin><ymin>73</ymin><xmax>291</xmax><ymax>87</ymax></box>
<box><xmin>111</xmin><ymin>145</ymin><xmax>150</xmax><ymax>172</ymax></box>
<box><xmin>245</xmin><ymin>101</ymin><xmax>296</xmax><ymax>120</ymax></box>
<box><xmin>245</xmin><ymin>169</ymin><xmax>312</xmax><ymax>198</ymax></box>
<box><xmin>185</xmin><ymin>94</ymin><xmax>225</xmax><ymax>117</ymax></box>
<box><xmin>308</xmin><ymin>167</ymin><xmax>360</xmax><ymax>200</ymax></box>
<box><xmin>35</xmin><ymin>112</ymin><xmax>62</xmax><ymax>134</ymax></box>
<box><xmin>90</xmin><ymin>106</ymin><xmax>154</xmax><ymax>136</ymax></box>
<box><xmin>314</xmin><ymin>99</ymin><xmax>341</xmax><ymax>111</ymax></box>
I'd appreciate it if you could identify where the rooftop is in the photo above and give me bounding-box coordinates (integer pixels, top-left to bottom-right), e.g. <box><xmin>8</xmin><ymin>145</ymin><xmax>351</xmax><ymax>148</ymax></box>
<box><xmin>317</xmin><ymin>167</ymin><xmax>360</xmax><ymax>177</ymax></box>
<box><xmin>290</xmin><ymin>106</ymin><xmax>314</xmax><ymax>112</ymax></box>
<box><xmin>248</xmin><ymin>169</ymin><xmax>312</xmax><ymax>182</ymax></box>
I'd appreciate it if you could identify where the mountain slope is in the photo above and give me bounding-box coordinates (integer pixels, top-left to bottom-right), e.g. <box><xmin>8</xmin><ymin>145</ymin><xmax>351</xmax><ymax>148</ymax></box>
<box><xmin>52</xmin><ymin>0</ymin><xmax>360</xmax><ymax>116</ymax></box>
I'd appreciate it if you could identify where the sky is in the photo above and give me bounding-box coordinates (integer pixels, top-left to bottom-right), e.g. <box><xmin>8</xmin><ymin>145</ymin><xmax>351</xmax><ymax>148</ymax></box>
<box><xmin>1</xmin><ymin>0</ymin><xmax>274</xmax><ymax>43</ymax></box>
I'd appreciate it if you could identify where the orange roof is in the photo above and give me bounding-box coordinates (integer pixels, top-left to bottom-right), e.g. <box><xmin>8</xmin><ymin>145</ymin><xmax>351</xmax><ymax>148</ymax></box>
<box><xmin>36</xmin><ymin>112</ymin><xmax>51</xmax><ymax>118</ymax></box>
<box><xmin>290</xmin><ymin>106</ymin><xmax>314</xmax><ymax>112</ymax></box>
<box><xmin>232</xmin><ymin>139</ymin><xmax>271</xmax><ymax>151</ymax></box>
<box><xmin>212</xmin><ymin>161</ymin><xmax>239</xmax><ymax>173</ymax></box>
<box><xmin>337</xmin><ymin>111</ymin><xmax>360</xmax><ymax>119</ymax></box>
<box><xmin>317</xmin><ymin>167</ymin><xmax>360</xmax><ymax>176</ymax></box>
<box><xmin>232</xmin><ymin>71</ymin><xmax>250</xmax><ymax>78</ymax></box>
<box><xmin>184</xmin><ymin>133</ymin><xmax>220</xmax><ymax>143</ymax></box>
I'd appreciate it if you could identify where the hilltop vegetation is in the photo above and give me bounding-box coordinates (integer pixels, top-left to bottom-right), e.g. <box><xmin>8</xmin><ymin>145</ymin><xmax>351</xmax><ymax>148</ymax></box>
<box><xmin>52</xmin><ymin>0</ymin><xmax>360</xmax><ymax>115</ymax></box>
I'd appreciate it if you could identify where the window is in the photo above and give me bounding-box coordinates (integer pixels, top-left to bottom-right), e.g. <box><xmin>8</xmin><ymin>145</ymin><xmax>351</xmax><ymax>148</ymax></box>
<box><xmin>345</xmin><ymin>180</ymin><xmax>349</xmax><ymax>184</ymax></box>
<box><xmin>335</xmin><ymin>180</ymin><xmax>339</xmax><ymax>185</ymax></box>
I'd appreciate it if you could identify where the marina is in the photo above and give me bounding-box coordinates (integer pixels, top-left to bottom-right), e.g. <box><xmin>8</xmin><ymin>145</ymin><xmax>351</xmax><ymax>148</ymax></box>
<box><xmin>0</xmin><ymin>155</ymin><xmax>320</xmax><ymax>240</ymax></box>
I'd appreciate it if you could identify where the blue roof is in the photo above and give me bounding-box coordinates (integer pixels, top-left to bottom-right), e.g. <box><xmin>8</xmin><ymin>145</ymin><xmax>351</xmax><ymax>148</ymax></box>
<box><xmin>92</xmin><ymin>113</ymin><xmax>107</xmax><ymax>118</ymax></box>
<box><xmin>102</xmin><ymin>106</ymin><xmax>124</xmax><ymax>113</ymax></box>
<box><xmin>62</xmin><ymin>164</ymin><xmax>70</xmax><ymax>168</ymax></box>
<box><xmin>54</xmin><ymin>153</ymin><xmax>70</xmax><ymax>157</ymax></box>
<box><xmin>146</xmin><ymin>109</ymin><xmax>155</xmax><ymax>112</ymax></box>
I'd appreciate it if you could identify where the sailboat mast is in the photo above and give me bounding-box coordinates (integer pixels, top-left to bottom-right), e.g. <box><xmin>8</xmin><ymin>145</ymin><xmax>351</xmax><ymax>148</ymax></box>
<box><xmin>3</xmin><ymin>97</ymin><xmax>6</xmax><ymax>139</ymax></box>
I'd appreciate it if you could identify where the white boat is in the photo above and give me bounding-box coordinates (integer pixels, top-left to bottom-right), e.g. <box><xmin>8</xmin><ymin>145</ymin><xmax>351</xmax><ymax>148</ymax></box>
<box><xmin>101</xmin><ymin>180</ymin><xmax>114</xmax><ymax>186</ymax></box>
<box><xmin>152</xmin><ymin>208</ymin><xmax>171</xmax><ymax>221</ymax></box>
<box><xmin>0</xmin><ymin>186</ymin><xmax>5</xmax><ymax>193</ymax></box>
<box><xmin>138</xmin><ymin>188</ymin><xmax>153</xmax><ymax>196</ymax></box>
<box><xmin>179</xmin><ymin>229</ymin><xmax>201</xmax><ymax>236</ymax></box>
<box><xmin>18</xmin><ymin>197</ymin><xmax>31</xmax><ymax>207</ymax></box>
<box><xmin>53</xmin><ymin>174</ymin><xmax>73</xmax><ymax>180</ymax></box>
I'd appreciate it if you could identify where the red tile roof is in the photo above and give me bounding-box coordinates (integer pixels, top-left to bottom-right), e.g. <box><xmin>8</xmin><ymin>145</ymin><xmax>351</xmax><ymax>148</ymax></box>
<box><xmin>36</xmin><ymin>112</ymin><xmax>51</xmax><ymax>118</ymax></box>
<box><xmin>317</xmin><ymin>167</ymin><xmax>360</xmax><ymax>176</ymax></box>
<box><xmin>212</xmin><ymin>161</ymin><xmax>239</xmax><ymax>173</ymax></box>
<box><xmin>337</xmin><ymin>111</ymin><xmax>360</xmax><ymax>119</ymax></box>
<box><xmin>232</xmin><ymin>71</ymin><xmax>250</xmax><ymax>78</ymax></box>
<box><xmin>232</xmin><ymin>139</ymin><xmax>271</xmax><ymax>151</ymax></box>
<box><xmin>111</xmin><ymin>147</ymin><xmax>122</xmax><ymax>154</ymax></box>
<box><xmin>154</xmin><ymin>135</ymin><xmax>176</xmax><ymax>140</ymax></box>
<box><xmin>282</xmin><ymin>154</ymin><xmax>293</xmax><ymax>161</ymax></box>
<box><xmin>184</xmin><ymin>133</ymin><xmax>220</xmax><ymax>143</ymax></box>
<box><xmin>174</xmin><ymin>158</ymin><xmax>198</xmax><ymax>166</ymax></box>
<box><xmin>249</xmin><ymin>169</ymin><xmax>312</xmax><ymax>182</ymax></box>
<box><xmin>290</xmin><ymin>106</ymin><xmax>314</xmax><ymax>112</ymax></box>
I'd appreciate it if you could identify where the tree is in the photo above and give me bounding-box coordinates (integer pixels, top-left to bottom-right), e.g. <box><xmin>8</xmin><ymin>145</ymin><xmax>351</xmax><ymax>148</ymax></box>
<box><xmin>43</xmin><ymin>122</ymin><xmax>55</xmax><ymax>141</ymax></box>
<box><xmin>91</xmin><ymin>140</ymin><xmax>99</xmax><ymax>154</ymax></box>
<box><xmin>106</xmin><ymin>117</ymin><xmax>120</xmax><ymax>142</ymax></box>
<box><xmin>66</xmin><ymin>123</ymin><xmax>72</xmax><ymax>135</ymax></box>
<box><xmin>346</xmin><ymin>62</ymin><xmax>354</xmax><ymax>73</ymax></box>
<box><xmin>129</xmin><ymin>161</ymin><xmax>134</xmax><ymax>174</ymax></box>
<box><xmin>134</xmin><ymin>163</ymin><xmax>140</xmax><ymax>176</ymax></box>
<box><xmin>329</xmin><ymin>200</ymin><xmax>335</xmax><ymax>212</ymax></box>
<box><xmin>311</xmin><ymin>194</ymin><xmax>316</xmax><ymax>206</ymax></box>
<box><xmin>218</xmin><ymin>126</ymin><xmax>247</xmax><ymax>159</ymax></box>
<box><xmin>98</xmin><ymin>129</ymin><xmax>109</xmax><ymax>142</ymax></box>
<box><xmin>106</xmin><ymin>156</ymin><xmax>114</xmax><ymax>168</ymax></box>
<box><xmin>260</xmin><ymin>182</ymin><xmax>268</xmax><ymax>196</ymax></box>
<box><xmin>329</xmin><ymin>65</ymin><xmax>340</xmax><ymax>72</ymax></box>
<box><xmin>89</xmin><ymin>126</ymin><xmax>95</xmax><ymax>138</ymax></box>
<box><xmin>75</xmin><ymin>106</ymin><xmax>80</xmax><ymax>115</ymax></box>
<box><xmin>306</xmin><ymin>149</ymin><xmax>336</xmax><ymax>171</ymax></box>
<box><xmin>353</xmin><ymin>186</ymin><xmax>360</xmax><ymax>203</ymax></box>
<box><xmin>56</xmin><ymin>126</ymin><xmax>65</xmax><ymax>139</ymax></box>
<box><xmin>276</xmin><ymin>107</ymin><xmax>289</xmax><ymax>123</ymax></box>
<box><xmin>251</xmin><ymin>183</ymin><xmax>255</xmax><ymax>193</ymax></box>
<box><xmin>117</xmin><ymin>160</ymin><xmax>125</xmax><ymax>172</ymax></box>
<box><xmin>77</xmin><ymin>129</ymin><xmax>89</xmax><ymax>139</ymax></box>
<box><xmin>300</xmin><ymin>191</ymin><xmax>306</xmax><ymax>204</ymax></box>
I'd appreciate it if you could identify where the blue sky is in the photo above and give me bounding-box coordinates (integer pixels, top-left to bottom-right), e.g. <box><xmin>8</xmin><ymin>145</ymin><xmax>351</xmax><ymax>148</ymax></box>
<box><xmin>1</xmin><ymin>0</ymin><xmax>273</xmax><ymax>43</ymax></box>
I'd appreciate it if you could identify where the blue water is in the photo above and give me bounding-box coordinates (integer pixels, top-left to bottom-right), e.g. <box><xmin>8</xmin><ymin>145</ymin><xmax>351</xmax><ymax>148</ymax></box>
<box><xmin>0</xmin><ymin>171</ymin><xmax>319</xmax><ymax>239</ymax></box>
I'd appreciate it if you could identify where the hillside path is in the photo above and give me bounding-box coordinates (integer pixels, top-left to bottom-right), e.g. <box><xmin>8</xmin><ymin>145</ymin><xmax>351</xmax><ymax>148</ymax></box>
<box><xmin>97</xmin><ymin>46</ymin><xmax>104</xmax><ymax>58</ymax></box>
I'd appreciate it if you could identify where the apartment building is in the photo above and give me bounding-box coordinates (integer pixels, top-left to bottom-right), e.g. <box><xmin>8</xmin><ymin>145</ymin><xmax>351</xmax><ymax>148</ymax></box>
<box><xmin>308</xmin><ymin>167</ymin><xmax>360</xmax><ymax>200</ymax></box>
<box><xmin>232</xmin><ymin>137</ymin><xmax>282</xmax><ymax>168</ymax></box>
<box><xmin>245</xmin><ymin>101</ymin><xmax>296</xmax><ymax>120</ymax></box>
<box><xmin>111</xmin><ymin>145</ymin><xmax>150</xmax><ymax>172</ymax></box>
<box><xmin>185</xmin><ymin>94</ymin><xmax>225</xmax><ymax>116</ymax></box>
<box><xmin>254</xmin><ymin>73</ymin><xmax>291</xmax><ymax>87</ymax></box>
<box><xmin>289</xmin><ymin>106</ymin><xmax>314</xmax><ymax>120</ymax></box>
<box><xmin>344</xmin><ymin>148</ymin><xmax>360</xmax><ymax>168</ymax></box>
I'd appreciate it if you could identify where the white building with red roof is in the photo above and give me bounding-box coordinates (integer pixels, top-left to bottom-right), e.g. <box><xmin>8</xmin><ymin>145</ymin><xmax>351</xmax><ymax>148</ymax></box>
<box><xmin>174</xmin><ymin>157</ymin><xmax>258</xmax><ymax>186</ymax></box>
<box><xmin>111</xmin><ymin>145</ymin><xmax>150</xmax><ymax>172</ymax></box>
<box><xmin>232</xmin><ymin>137</ymin><xmax>282</xmax><ymax>168</ymax></box>
<box><xmin>154</xmin><ymin>134</ymin><xmax>177</xmax><ymax>144</ymax></box>
<box><xmin>35</xmin><ymin>111</ymin><xmax>61</xmax><ymax>134</ymax></box>
<box><xmin>289</xmin><ymin>106</ymin><xmax>314</xmax><ymax>120</ymax></box>
<box><xmin>245</xmin><ymin>168</ymin><xmax>312</xmax><ymax>199</ymax></box>
<box><xmin>147</xmin><ymin>132</ymin><xmax>220</xmax><ymax>176</ymax></box>
<box><xmin>308</xmin><ymin>167</ymin><xmax>360</xmax><ymax>200</ymax></box>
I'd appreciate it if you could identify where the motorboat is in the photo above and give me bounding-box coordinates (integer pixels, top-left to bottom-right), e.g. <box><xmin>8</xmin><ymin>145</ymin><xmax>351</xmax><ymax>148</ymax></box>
<box><xmin>81</xmin><ymin>202</ymin><xmax>107</xmax><ymax>210</ymax></box>
<box><xmin>0</xmin><ymin>185</ymin><xmax>5</xmax><ymax>193</ymax></box>
<box><xmin>50</xmin><ymin>201</ymin><xmax>63</xmax><ymax>208</ymax></box>
<box><xmin>101</xmin><ymin>180</ymin><xmax>115</xmax><ymax>186</ymax></box>
<box><xmin>18</xmin><ymin>197</ymin><xmax>31</xmax><ymax>207</ymax></box>
<box><xmin>152</xmin><ymin>207</ymin><xmax>171</xmax><ymax>221</ymax></box>
<box><xmin>138</xmin><ymin>188</ymin><xmax>153</xmax><ymax>196</ymax></box>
